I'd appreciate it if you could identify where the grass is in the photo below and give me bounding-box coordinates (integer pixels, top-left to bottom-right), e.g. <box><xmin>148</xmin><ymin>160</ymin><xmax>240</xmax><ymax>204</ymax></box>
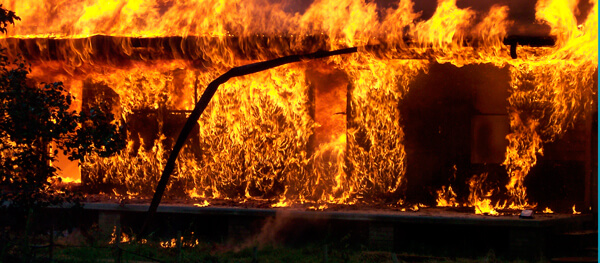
<box><xmin>44</xmin><ymin>242</ymin><xmax>543</xmax><ymax>263</ymax></box>
<box><xmin>2</xmin><ymin>227</ymin><xmax>545</xmax><ymax>263</ymax></box>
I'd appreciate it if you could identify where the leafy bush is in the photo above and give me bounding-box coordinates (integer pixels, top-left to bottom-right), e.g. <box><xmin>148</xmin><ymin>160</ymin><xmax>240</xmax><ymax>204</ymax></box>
<box><xmin>0</xmin><ymin>4</ymin><xmax>126</xmax><ymax>210</ymax></box>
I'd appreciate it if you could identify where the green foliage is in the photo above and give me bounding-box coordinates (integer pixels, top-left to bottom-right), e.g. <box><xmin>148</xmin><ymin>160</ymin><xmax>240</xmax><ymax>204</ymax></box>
<box><xmin>0</xmin><ymin>5</ymin><xmax>126</xmax><ymax>210</ymax></box>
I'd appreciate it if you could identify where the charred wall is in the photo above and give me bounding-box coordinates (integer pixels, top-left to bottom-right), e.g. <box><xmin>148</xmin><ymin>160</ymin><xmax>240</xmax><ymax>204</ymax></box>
<box><xmin>401</xmin><ymin>62</ymin><xmax>597</xmax><ymax>210</ymax></box>
<box><xmin>401</xmin><ymin>63</ymin><xmax>510</xmax><ymax>204</ymax></box>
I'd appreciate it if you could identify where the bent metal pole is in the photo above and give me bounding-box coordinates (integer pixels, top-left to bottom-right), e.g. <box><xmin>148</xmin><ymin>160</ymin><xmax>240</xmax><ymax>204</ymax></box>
<box><xmin>140</xmin><ymin>47</ymin><xmax>358</xmax><ymax>235</ymax></box>
<box><xmin>138</xmin><ymin>33</ymin><xmax>555</xmax><ymax>234</ymax></box>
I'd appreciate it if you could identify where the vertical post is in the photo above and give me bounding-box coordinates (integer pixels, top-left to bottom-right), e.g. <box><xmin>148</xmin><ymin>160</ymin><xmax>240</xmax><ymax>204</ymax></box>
<box><xmin>176</xmin><ymin>230</ymin><xmax>183</xmax><ymax>263</ymax></box>
<box><xmin>303</xmin><ymin>74</ymin><xmax>316</xmax><ymax>199</ymax></box>
<box><xmin>114</xmin><ymin>221</ymin><xmax>122</xmax><ymax>263</ymax></box>
<box><xmin>49</xmin><ymin>224</ymin><xmax>54</xmax><ymax>262</ymax></box>
<box><xmin>584</xmin><ymin>111</ymin><xmax>593</xmax><ymax>211</ymax></box>
<box><xmin>194</xmin><ymin>73</ymin><xmax>199</xmax><ymax>105</ymax></box>
<box><xmin>345</xmin><ymin>82</ymin><xmax>354</xmax><ymax>179</ymax></box>
<box><xmin>323</xmin><ymin>244</ymin><xmax>328</xmax><ymax>263</ymax></box>
<box><xmin>24</xmin><ymin>208</ymin><xmax>33</xmax><ymax>262</ymax></box>
<box><xmin>306</xmin><ymin>74</ymin><xmax>316</xmax><ymax>158</ymax></box>
<box><xmin>593</xmin><ymin>111</ymin><xmax>598</xmax><ymax>213</ymax></box>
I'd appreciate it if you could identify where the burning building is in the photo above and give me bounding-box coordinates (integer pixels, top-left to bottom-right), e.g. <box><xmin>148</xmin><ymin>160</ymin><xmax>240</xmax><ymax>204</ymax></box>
<box><xmin>0</xmin><ymin>0</ymin><xmax>597</xmax><ymax>215</ymax></box>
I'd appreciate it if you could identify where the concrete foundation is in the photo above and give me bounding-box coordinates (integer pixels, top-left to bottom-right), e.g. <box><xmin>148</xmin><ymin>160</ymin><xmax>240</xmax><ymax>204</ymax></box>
<box><xmin>39</xmin><ymin>203</ymin><xmax>597</xmax><ymax>260</ymax></box>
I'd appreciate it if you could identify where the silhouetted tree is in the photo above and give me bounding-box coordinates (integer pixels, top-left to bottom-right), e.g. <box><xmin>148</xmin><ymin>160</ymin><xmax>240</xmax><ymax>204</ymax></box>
<box><xmin>0</xmin><ymin>5</ymin><xmax>126</xmax><ymax>262</ymax></box>
<box><xmin>0</xmin><ymin>4</ymin><xmax>126</xmax><ymax>210</ymax></box>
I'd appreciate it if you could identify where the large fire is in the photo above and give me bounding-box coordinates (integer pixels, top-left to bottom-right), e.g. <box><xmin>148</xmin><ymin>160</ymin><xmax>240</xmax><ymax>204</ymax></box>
<box><xmin>1</xmin><ymin>0</ymin><xmax>597</xmax><ymax>213</ymax></box>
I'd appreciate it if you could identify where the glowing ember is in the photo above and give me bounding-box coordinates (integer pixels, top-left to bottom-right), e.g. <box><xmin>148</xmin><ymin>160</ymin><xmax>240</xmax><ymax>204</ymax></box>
<box><xmin>542</xmin><ymin>207</ymin><xmax>554</xmax><ymax>214</ymax></box>
<box><xmin>193</xmin><ymin>200</ymin><xmax>210</xmax><ymax>207</ymax></box>
<box><xmin>308</xmin><ymin>204</ymin><xmax>328</xmax><ymax>211</ymax></box>
<box><xmin>271</xmin><ymin>198</ymin><xmax>290</xmax><ymax>208</ymax></box>
<box><xmin>160</xmin><ymin>237</ymin><xmax>199</xmax><ymax>248</ymax></box>
<box><xmin>468</xmin><ymin>173</ymin><xmax>499</xmax><ymax>216</ymax></box>
<box><xmin>58</xmin><ymin>177</ymin><xmax>82</xmax><ymax>184</ymax></box>
<box><xmin>409</xmin><ymin>203</ymin><xmax>427</xmax><ymax>212</ymax></box>
<box><xmin>160</xmin><ymin>238</ymin><xmax>178</xmax><ymax>248</ymax></box>
<box><xmin>188</xmin><ymin>188</ymin><xmax>205</xmax><ymax>199</ymax></box>
<box><xmin>436</xmin><ymin>185</ymin><xmax>458</xmax><ymax>208</ymax></box>
<box><xmin>109</xmin><ymin>226</ymin><xmax>131</xmax><ymax>244</ymax></box>
<box><xmin>572</xmin><ymin>205</ymin><xmax>581</xmax><ymax>215</ymax></box>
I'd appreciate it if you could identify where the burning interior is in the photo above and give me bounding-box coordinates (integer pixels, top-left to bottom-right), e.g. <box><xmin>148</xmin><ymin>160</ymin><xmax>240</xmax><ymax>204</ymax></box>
<box><xmin>1</xmin><ymin>0</ymin><xmax>597</xmax><ymax>215</ymax></box>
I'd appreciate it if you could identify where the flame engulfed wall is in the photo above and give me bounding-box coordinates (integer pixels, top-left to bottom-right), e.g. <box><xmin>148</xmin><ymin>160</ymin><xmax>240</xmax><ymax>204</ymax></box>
<box><xmin>1</xmin><ymin>0</ymin><xmax>597</xmax><ymax>210</ymax></box>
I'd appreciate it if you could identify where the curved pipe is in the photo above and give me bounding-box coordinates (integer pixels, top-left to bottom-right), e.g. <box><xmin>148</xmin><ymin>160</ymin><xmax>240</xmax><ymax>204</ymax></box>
<box><xmin>140</xmin><ymin>47</ymin><xmax>358</xmax><ymax>235</ymax></box>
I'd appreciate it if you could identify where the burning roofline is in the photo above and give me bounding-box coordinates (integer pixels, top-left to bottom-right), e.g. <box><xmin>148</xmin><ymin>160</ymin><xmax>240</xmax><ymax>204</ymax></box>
<box><xmin>2</xmin><ymin>35</ymin><xmax>555</xmax><ymax>64</ymax></box>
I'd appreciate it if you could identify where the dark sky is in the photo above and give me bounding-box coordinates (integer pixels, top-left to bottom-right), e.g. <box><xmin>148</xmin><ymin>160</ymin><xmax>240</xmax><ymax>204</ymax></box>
<box><xmin>281</xmin><ymin>0</ymin><xmax>595</xmax><ymax>36</ymax></box>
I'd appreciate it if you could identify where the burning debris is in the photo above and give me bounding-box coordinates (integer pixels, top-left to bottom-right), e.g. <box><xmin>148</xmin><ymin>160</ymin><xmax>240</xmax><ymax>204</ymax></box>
<box><xmin>0</xmin><ymin>0</ymin><xmax>596</xmax><ymax>215</ymax></box>
<box><xmin>436</xmin><ymin>185</ymin><xmax>458</xmax><ymax>208</ymax></box>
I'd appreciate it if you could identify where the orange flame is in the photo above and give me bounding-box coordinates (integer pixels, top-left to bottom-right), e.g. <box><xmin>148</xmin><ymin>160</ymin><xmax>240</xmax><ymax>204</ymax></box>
<box><xmin>503</xmin><ymin>0</ymin><xmax>597</xmax><ymax>208</ymax></box>
<box><xmin>160</xmin><ymin>236</ymin><xmax>199</xmax><ymax>248</ymax></box>
<box><xmin>468</xmin><ymin>173</ymin><xmax>499</xmax><ymax>216</ymax></box>
<box><xmin>193</xmin><ymin>200</ymin><xmax>209</xmax><ymax>207</ymax></box>
<box><xmin>109</xmin><ymin>226</ymin><xmax>131</xmax><ymax>244</ymax></box>
<box><xmin>542</xmin><ymin>207</ymin><xmax>554</xmax><ymax>213</ymax></box>
<box><xmin>572</xmin><ymin>205</ymin><xmax>581</xmax><ymax>214</ymax></box>
<box><xmin>436</xmin><ymin>185</ymin><xmax>458</xmax><ymax>208</ymax></box>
